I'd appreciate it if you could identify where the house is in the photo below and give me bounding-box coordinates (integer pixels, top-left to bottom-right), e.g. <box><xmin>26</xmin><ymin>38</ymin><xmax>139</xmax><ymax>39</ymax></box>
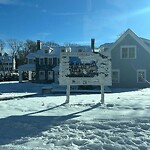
<box><xmin>100</xmin><ymin>29</ymin><xmax>150</xmax><ymax>88</ymax></box>
<box><xmin>18</xmin><ymin>40</ymin><xmax>92</xmax><ymax>83</ymax></box>
<box><xmin>0</xmin><ymin>52</ymin><xmax>16</xmax><ymax>80</ymax></box>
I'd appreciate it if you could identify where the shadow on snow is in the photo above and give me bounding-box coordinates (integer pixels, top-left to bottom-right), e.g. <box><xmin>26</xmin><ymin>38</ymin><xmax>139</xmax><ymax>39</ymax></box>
<box><xmin>0</xmin><ymin>102</ymin><xmax>100</xmax><ymax>145</ymax></box>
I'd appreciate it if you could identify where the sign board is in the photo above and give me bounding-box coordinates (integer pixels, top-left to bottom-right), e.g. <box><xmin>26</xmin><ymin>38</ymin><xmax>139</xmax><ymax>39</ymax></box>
<box><xmin>59</xmin><ymin>51</ymin><xmax>112</xmax><ymax>86</ymax></box>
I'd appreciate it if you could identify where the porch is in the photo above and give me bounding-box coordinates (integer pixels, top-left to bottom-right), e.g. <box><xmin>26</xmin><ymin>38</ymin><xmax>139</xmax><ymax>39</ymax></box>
<box><xmin>18</xmin><ymin>64</ymin><xmax>35</xmax><ymax>82</ymax></box>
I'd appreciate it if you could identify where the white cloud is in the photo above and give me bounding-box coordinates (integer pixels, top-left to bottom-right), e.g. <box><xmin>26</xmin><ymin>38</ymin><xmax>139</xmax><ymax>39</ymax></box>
<box><xmin>0</xmin><ymin>0</ymin><xmax>18</xmax><ymax>5</ymax></box>
<box><xmin>37</xmin><ymin>32</ymin><xmax>51</xmax><ymax>41</ymax></box>
<box><xmin>38</xmin><ymin>32</ymin><xmax>50</xmax><ymax>36</ymax></box>
<box><xmin>114</xmin><ymin>6</ymin><xmax>150</xmax><ymax>21</ymax></box>
<box><xmin>35</xmin><ymin>4</ymin><xmax>39</xmax><ymax>8</ymax></box>
<box><xmin>51</xmin><ymin>12</ymin><xmax>86</xmax><ymax>16</ymax></box>
<box><xmin>130</xmin><ymin>6</ymin><xmax>150</xmax><ymax>16</ymax></box>
<box><xmin>71</xmin><ymin>41</ymin><xmax>90</xmax><ymax>45</ymax></box>
<box><xmin>41</xmin><ymin>9</ymin><xmax>47</xmax><ymax>13</ymax></box>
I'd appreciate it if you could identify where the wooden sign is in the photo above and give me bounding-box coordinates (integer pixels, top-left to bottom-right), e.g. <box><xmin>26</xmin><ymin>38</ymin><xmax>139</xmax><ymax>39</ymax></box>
<box><xmin>59</xmin><ymin>51</ymin><xmax>112</xmax><ymax>86</ymax></box>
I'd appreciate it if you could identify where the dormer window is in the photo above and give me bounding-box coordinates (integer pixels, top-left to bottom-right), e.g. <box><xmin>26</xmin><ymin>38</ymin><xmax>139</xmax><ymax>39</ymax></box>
<box><xmin>44</xmin><ymin>47</ymin><xmax>52</xmax><ymax>54</ymax></box>
<box><xmin>45</xmin><ymin>50</ymin><xmax>49</xmax><ymax>54</ymax></box>
<box><xmin>121</xmin><ymin>45</ymin><xmax>136</xmax><ymax>59</ymax></box>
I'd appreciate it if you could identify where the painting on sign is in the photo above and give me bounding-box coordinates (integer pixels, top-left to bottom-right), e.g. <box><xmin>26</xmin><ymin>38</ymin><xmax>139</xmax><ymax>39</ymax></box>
<box><xmin>67</xmin><ymin>57</ymin><xmax>98</xmax><ymax>77</ymax></box>
<box><xmin>59</xmin><ymin>51</ymin><xmax>112</xmax><ymax>86</ymax></box>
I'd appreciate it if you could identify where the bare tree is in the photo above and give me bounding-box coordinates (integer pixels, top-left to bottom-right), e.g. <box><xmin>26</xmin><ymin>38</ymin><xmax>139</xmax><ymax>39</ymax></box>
<box><xmin>64</xmin><ymin>42</ymin><xmax>80</xmax><ymax>47</ymax></box>
<box><xmin>7</xmin><ymin>39</ymin><xmax>23</xmax><ymax>57</ymax></box>
<box><xmin>43</xmin><ymin>41</ymin><xmax>60</xmax><ymax>47</ymax></box>
<box><xmin>24</xmin><ymin>40</ymin><xmax>37</xmax><ymax>53</ymax></box>
<box><xmin>17</xmin><ymin>40</ymin><xmax>37</xmax><ymax>65</ymax></box>
<box><xmin>0</xmin><ymin>39</ymin><xmax>5</xmax><ymax>56</ymax></box>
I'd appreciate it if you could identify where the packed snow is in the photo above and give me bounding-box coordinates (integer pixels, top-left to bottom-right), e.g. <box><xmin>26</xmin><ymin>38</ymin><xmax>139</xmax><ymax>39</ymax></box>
<box><xmin>0</xmin><ymin>81</ymin><xmax>150</xmax><ymax>150</ymax></box>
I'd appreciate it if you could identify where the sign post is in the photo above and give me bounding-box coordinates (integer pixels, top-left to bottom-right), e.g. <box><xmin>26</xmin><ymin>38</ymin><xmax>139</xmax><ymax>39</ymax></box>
<box><xmin>66</xmin><ymin>83</ymin><xmax>70</xmax><ymax>103</ymax></box>
<box><xmin>59</xmin><ymin>49</ymin><xmax>112</xmax><ymax>104</ymax></box>
<box><xmin>101</xmin><ymin>84</ymin><xmax>104</xmax><ymax>104</ymax></box>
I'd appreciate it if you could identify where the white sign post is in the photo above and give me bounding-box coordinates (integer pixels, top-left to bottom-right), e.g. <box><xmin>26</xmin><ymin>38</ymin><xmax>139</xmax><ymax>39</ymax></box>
<box><xmin>59</xmin><ymin>50</ymin><xmax>112</xmax><ymax>104</ymax></box>
<box><xmin>66</xmin><ymin>81</ymin><xmax>70</xmax><ymax>103</ymax></box>
<box><xmin>101</xmin><ymin>84</ymin><xmax>104</xmax><ymax>104</ymax></box>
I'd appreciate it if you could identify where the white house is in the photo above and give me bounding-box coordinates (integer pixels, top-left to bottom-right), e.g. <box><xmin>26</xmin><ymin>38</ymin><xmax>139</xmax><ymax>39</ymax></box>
<box><xmin>0</xmin><ymin>53</ymin><xmax>16</xmax><ymax>77</ymax></box>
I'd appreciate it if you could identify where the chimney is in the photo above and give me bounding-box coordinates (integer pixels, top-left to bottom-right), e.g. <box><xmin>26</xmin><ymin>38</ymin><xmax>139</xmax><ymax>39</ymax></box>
<box><xmin>91</xmin><ymin>38</ymin><xmax>95</xmax><ymax>52</ymax></box>
<box><xmin>37</xmin><ymin>40</ymin><xmax>42</xmax><ymax>50</ymax></box>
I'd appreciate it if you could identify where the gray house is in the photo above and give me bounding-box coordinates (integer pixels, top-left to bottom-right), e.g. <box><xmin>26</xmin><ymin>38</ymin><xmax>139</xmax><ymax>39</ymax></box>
<box><xmin>104</xmin><ymin>29</ymin><xmax>150</xmax><ymax>88</ymax></box>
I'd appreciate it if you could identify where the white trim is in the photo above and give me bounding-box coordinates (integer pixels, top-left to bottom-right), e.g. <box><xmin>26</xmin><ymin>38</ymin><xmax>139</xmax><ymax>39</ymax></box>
<box><xmin>137</xmin><ymin>69</ymin><xmax>146</xmax><ymax>83</ymax></box>
<box><xmin>109</xmin><ymin>29</ymin><xmax>150</xmax><ymax>54</ymax></box>
<box><xmin>112</xmin><ymin>69</ymin><xmax>120</xmax><ymax>83</ymax></box>
<box><xmin>120</xmin><ymin>45</ymin><xmax>136</xmax><ymax>59</ymax></box>
<box><xmin>140</xmin><ymin>38</ymin><xmax>150</xmax><ymax>44</ymax></box>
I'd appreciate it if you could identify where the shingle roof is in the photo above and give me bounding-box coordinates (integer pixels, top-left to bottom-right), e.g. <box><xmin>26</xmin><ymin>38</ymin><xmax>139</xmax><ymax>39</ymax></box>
<box><xmin>27</xmin><ymin>45</ymin><xmax>92</xmax><ymax>58</ymax></box>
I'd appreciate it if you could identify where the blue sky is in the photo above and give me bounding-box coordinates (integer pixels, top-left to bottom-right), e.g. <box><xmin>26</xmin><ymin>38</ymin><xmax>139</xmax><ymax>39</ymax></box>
<box><xmin>0</xmin><ymin>0</ymin><xmax>150</xmax><ymax>46</ymax></box>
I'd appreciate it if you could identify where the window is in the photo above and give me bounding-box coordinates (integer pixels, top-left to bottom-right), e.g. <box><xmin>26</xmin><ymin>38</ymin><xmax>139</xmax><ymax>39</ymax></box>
<box><xmin>45</xmin><ymin>50</ymin><xmax>48</xmax><ymax>54</ymax></box>
<box><xmin>48</xmin><ymin>58</ymin><xmax>53</xmax><ymax>65</ymax></box>
<box><xmin>28</xmin><ymin>59</ymin><xmax>34</xmax><ymax>64</ymax></box>
<box><xmin>39</xmin><ymin>71</ymin><xmax>45</xmax><ymax>80</ymax></box>
<box><xmin>53</xmin><ymin>57</ymin><xmax>57</xmax><ymax>65</ymax></box>
<box><xmin>121</xmin><ymin>48</ymin><xmax>128</xmax><ymax>58</ymax></box>
<box><xmin>39</xmin><ymin>58</ymin><xmax>44</xmax><ymax>65</ymax></box>
<box><xmin>112</xmin><ymin>70</ymin><xmax>120</xmax><ymax>83</ymax></box>
<box><xmin>121</xmin><ymin>46</ymin><xmax>136</xmax><ymax>59</ymax></box>
<box><xmin>137</xmin><ymin>70</ymin><xmax>146</xmax><ymax>83</ymax></box>
<box><xmin>45</xmin><ymin>58</ymin><xmax>48</xmax><ymax>65</ymax></box>
<box><xmin>48</xmin><ymin>71</ymin><xmax>53</xmax><ymax>80</ymax></box>
<box><xmin>129</xmin><ymin>47</ymin><xmax>135</xmax><ymax>58</ymax></box>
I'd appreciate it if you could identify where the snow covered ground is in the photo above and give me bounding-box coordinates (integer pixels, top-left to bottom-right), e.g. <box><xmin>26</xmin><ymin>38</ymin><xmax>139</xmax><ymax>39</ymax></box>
<box><xmin>0</xmin><ymin>81</ymin><xmax>150</xmax><ymax>150</ymax></box>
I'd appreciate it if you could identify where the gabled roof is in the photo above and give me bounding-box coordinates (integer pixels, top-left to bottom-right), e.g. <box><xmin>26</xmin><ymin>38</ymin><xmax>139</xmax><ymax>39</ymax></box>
<box><xmin>140</xmin><ymin>37</ymin><xmax>150</xmax><ymax>43</ymax></box>
<box><xmin>109</xmin><ymin>29</ymin><xmax>150</xmax><ymax>54</ymax></box>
